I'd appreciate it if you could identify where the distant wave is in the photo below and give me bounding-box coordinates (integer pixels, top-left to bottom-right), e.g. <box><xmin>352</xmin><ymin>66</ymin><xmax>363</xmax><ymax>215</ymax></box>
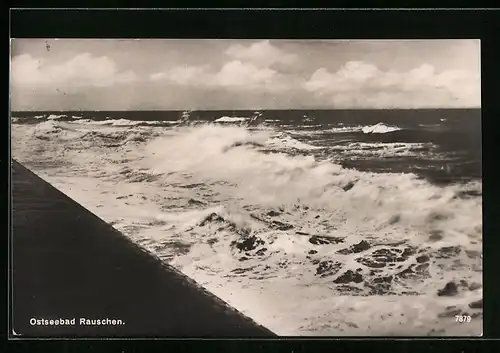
<box><xmin>46</xmin><ymin>114</ymin><xmax>84</xmax><ymax>120</ymax></box>
<box><xmin>69</xmin><ymin>118</ymin><xmax>176</xmax><ymax>127</ymax></box>
<box><xmin>33</xmin><ymin>120</ymin><xmax>83</xmax><ymax>141</ymax></box>
<box><xmin>77</xmin><ymin>118</ymin><xmax>163</xmax><ymax>127</ymax></box>
<box><xmin>296</xmin><ymin>123</ymin><xmax>403</xmax><ymax>135</ymax></box>
<box><xmin>47</xmin><ymin>114</ymin><xmax>66</xmax><ymax>120</ymax></box>
<box><xmin>214</xmin><ymin>116</ymin><xmax>248</xmax><ymax>123</ymax></box>
<box><xmin>327</xmin><ymin>126</ymin><xmax>363</xmax><ymax>133</ymax></box>
<box><xmin>17</xmin><ymin>114</ymin><xmax>175</xmax><ymax>127</ymax></box>
<box><xmin>32</xmin><ymin>120</ymin><xmax>154</xmax><ymax>144</ymax></box>
<box><xmin>267</xmin><ymin>132</ymin><xmax>322</xmax><ymax>151</ymax></box>
<box><xmin>361</xmin><ymin>123</ymin><xmax>402</xmax><ymax>134</ymax></box>
<box><xmin>329</xmin><ymin>141</ymin><xmax>435</xmax><ymax>158</ymax></box>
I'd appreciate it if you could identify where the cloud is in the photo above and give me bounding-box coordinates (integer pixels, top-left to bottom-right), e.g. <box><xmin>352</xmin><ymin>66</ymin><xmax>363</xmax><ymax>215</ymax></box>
<box><xmin>225</xmin><ymin>40</ymin><xmax>297</xmax><ymax>67</ymax></box>
<box><xmin>212</xmin><ymin>60</ymin><xmax>277</xmax><ymax>89</ymax></box>
<box><xmin>149</xmin><ymin>58</ymin><xmax>480</xmax><ymax>108</ymax></box>
<box><xmin>11</xmin><ymin>53</ymin><xmax>137</xmax><ymax>90</ymax></box>
<box><xmin>150</xmin><ymin>60</ymin><xmax>285</xmax><ymax>92</ymax></box>
<box><xmin>304</xmin><ymin>61</ymin><xmax>480</xmax><ymax>108</ymax></box>
<box><xmin>148</xmin><ymin>40</ymin><xmax>299</xmax><ymax>90</ymax></box>
<box><xmin>10</xmin><ymin>39</ymin><xmax>481</xmax><ymax>110</ymax></box>
<box><xmin>150</xmin><ymin>65</ymin><xmax>210</xmax><ymax>85</ymax></box>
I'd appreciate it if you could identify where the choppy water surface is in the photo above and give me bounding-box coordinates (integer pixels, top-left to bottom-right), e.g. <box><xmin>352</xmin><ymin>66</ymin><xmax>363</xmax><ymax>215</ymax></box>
<box><xmin>11</xmin><ymin>109</ymin><xmax>482</xmax><ymax>336</ymax></box>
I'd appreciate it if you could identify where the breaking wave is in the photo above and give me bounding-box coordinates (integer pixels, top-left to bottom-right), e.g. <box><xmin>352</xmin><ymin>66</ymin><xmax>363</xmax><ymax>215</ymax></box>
<box><xmin>143</xmin><ymin>125</ymin><xmax>481</xmax><ymax>247</ymax></box>
<box><xmin>74</xmin><ymin>118</ymin><xmax>166</xmax><ymax>127</ymax></box>
<box><xmin>11</xmin><ymin>118</ymin><xmax>482</xmax><ymax>336</ymax></box>
<box><xmin>296</xmin><ymin>123</ymin><xmax>403</xmax><ymax>135</ymax></box>
<box><xmin>328</xmin><ymin>141</ymin><xmax>436</xmax><ymax>158</ymax></box>
<box><xmin>362</xmin><ymin>122</ymin><xmax>402</xmax><ymax>134</ymax></box>
<box><xmin>30</xmin><ymin>120</ymin><xmax>155</xmax><ymax>144</ymax></box>
<box><xmin>214</xmin><ymin>116</ymin><xmax>248</xmax><ymax>123</ymax></box>
<box><xmin>47</xmin><ymin>114</ymin><xmax>66</xmax><ymax>120</ymax></box>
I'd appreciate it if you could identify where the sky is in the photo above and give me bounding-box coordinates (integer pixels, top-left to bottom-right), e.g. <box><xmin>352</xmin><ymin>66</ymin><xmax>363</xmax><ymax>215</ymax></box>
<box><xmin>10</xmin><ymin>39</ymin><xmax>481</xmax><ymax>111</ymax></box>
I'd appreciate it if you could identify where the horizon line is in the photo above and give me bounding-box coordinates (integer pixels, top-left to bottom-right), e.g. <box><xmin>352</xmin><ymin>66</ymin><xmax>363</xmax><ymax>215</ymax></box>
<box><xmin>11</xmin><ymin>107</ymin><xmax>482</xmax><ymax>113</ymax></box>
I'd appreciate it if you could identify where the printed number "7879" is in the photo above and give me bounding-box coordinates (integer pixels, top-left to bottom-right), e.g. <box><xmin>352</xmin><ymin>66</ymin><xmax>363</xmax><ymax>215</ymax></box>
<box><xmin>455</xmin><ymin>315</ymin><xmax>472</xmax><ymax>323</ymax></box>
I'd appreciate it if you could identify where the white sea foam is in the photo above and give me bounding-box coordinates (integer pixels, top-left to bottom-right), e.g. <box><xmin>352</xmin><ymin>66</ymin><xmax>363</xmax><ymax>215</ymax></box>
<box><xmin>295</xmin><ymin>123</ymin><xmax>402</xmax><ymax>135</ymax></box>
<box><xmin>267</xmin><ymin>132</ymin><xmax>322</xmax><ymax>151</ymax></box>
<box><xmin>328</xmin><ymin>126</ymin><xmax>365</xmax><ymax>133</ymax></box>
<box><xmin>32</xmin><ymin>120</ymin><xmax>89</xmax><ymax>141</ymax></box>
<box><xmin>11</xmin><ymin>119</ymin><xmax>482</xmax><ymax>336</ymax></box>
<box><xmin>362</xmin><ymin>122</ymin><xmax>402</xmax><ymax>134</ymax></box>
<box><xmin>214</xmin><ymin>116</ymin><xmax>248</xmax><ymax>123</ymax></box>
<box><xmin>33</xmin><ymin>120</ymin><xmax>62</xmax><ymax>135</ymax></box>
<box><xmin>328</xmin><ymin>141</ymin><xmax>435</xmax><ymax>158</ymax></box>
<box><xmin>74</xmin><ymin>118</ymin><xmax>163</xmax><ymax>126</ymax></box>
<box><xmin>47</xmin><ymin>114</ymin><xmax>66</xmax><ymax>120</ymax></box>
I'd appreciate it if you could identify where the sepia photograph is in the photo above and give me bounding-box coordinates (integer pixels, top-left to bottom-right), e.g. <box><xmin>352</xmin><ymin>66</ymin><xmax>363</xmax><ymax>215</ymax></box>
<box><xmin>10</xmin><ymin>38</ymin><xmax>482</xmax><ymax>337</ymax></box>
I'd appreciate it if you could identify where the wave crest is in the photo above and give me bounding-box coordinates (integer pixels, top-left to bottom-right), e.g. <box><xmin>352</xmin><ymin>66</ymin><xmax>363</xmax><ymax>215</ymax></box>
<box><xmin>142</xmin><ymin>124</ymin><xmax>481</xmax><ymax>251</ymax></box>
<box><xmin>362</xmin><ymin>122</ymin><xmax>401</xmax><ymax>134</ymax></box>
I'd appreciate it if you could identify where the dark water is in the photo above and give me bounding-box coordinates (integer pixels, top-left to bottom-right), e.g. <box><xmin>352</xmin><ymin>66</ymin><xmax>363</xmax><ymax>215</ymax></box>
<box><xmin>11</xmin><ymin>109</ymin><xmax>481</xmax><ymax>186</ymax></box>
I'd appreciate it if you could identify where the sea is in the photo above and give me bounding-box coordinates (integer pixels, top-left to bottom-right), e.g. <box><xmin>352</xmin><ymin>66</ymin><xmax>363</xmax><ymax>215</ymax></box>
<box><xmin>10</xmin><ymin>109</ymin><xmax>482</xmax><ymax>336</ymax></box>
